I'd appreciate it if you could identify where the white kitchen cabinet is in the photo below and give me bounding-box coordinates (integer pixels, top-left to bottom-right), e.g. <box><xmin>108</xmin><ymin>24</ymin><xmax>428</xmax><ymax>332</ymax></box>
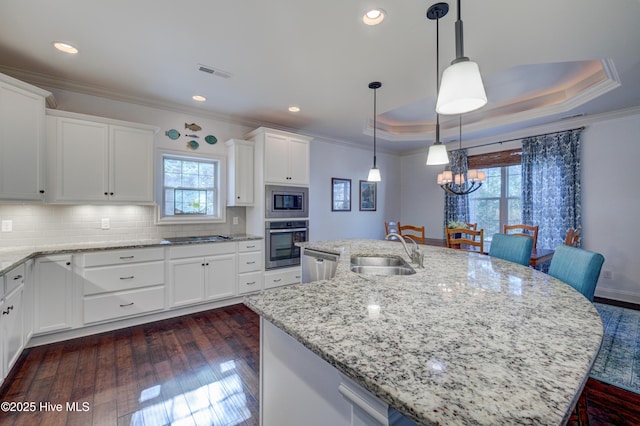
<box><xmin>2</xmin><ymin>283</ymin><xmax>24</xmax><ymax>376</ymax></box>
<box><xmin>81</xmin><ymin>247</ymin><xmax>165</xmax><ymax>324</ymax></box>
<box><xmin>238</xmin><ymin>240</ymin><xmax>263</xmax><ymax>295</ymax></box>
<box><xmin>264</xmin><ymin>266</ymin><xmax>301</xmax><ymax>289</ymax></box>
<box><xmin>246</xmin><ymin>127</ymin><xmax>312</xmax><ymax>186</ymax></box>
<box><xmin>46</xmin><ymin>110</ymin><xmax>157</xmax><ymax>204</ymax></box>
<box><xmin>168</xmin><ymin>243</ymin><xmax>237</xmax><ymax>308</ymax></box>
<box><xmin>34</xmin><ymin>255</ymin><xmax>74</xmax><ymax>335</ymax></box>
<box><xmin>0</xmin><ymin>73</ymin><xmax>51</xmax><ymax>201</ymax></box>
<box><xmin>226</xmin><ymin>139</ymin><xmax>255</xmax><ymax>206</ymax></box>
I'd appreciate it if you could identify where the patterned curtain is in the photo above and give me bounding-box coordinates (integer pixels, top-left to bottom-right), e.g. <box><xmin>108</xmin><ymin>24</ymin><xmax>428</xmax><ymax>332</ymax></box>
<box><xmin>522</xmin><ymin>129</ymin><xmax>582</xmax><ymax>249</ymax></box>
<box><xmin>442</xmin><ymin>148</ymin><xmax>470</xmax><ymax>235</ymax></box>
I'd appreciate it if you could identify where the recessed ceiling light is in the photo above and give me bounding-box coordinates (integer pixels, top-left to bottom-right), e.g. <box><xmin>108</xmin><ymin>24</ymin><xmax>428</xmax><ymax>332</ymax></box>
<box><xmin>363</xmin><ymin>9</ymin><xmax>385</xmax><ymax>25</ymax></box>
<box><xmin>53</xmin><ymin>42</ymin><xmax>78</xmax><ymax>54</ymax></box>
<box><xmin>288</xmin><ymin>106</ymin><xmax>300</xmax><ymax>113</ymax></box>
<box><xmin>192</xmin><ymin>95</ymin><xmax>207</xmax><ymax>102</ymax></box>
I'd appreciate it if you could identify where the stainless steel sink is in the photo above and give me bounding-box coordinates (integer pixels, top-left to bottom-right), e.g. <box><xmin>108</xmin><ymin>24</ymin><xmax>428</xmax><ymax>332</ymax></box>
<box><xmin>350</xmin><ymin>255</ymin><xmax>416</xmax><ymax>276</ymax></box>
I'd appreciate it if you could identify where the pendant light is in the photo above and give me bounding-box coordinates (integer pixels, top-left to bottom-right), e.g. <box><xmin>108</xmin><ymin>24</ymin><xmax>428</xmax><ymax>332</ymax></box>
<box><xmin>435</xmin><ymin>0</ymin><xmax>487</xmax><ymax>115</ymax></box>
<box><xmin>367</xmin><ymin>81</ymin><xmax>382</xmax><ymax>182</ymax></box>
<box><xmin>426</xmin><ymin>2</ymin><xmax>450</xmax><ymax>166</ymax></box>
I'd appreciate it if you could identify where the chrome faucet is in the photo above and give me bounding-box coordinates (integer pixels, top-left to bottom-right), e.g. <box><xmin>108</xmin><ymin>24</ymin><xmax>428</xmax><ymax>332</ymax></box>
<box><xmin>385</xmin><ymin>233</ymin><xmax>423</xmax><ymax>267</ymax></box>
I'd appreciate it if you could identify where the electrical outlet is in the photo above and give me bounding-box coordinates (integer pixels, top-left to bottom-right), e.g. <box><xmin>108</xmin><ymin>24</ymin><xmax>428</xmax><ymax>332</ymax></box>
<box><xmin>101</xmin><ymin>218</ymin><xmax>110</xmax><ymax>230</ymax></box>
<box><xmin>233</xmin><ymin>216</ymin><xmax>239</xmax><ymax>225</ymax></box>
<box><xmin>602</xmin><ymin>270</ymin><xmax>613</xmax><ymax>280</ymax></box>
<box><xmin>1</xmin><ymin>220</ymin><xmax>12</xmax><ymax>232</ymax></box>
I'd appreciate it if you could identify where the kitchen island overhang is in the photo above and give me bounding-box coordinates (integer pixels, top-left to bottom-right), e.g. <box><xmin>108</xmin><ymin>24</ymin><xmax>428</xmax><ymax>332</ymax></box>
<box><xmin>244</xmin><ymin>239</ymin><xmax>603</xmax><ymax>425</ymax></box>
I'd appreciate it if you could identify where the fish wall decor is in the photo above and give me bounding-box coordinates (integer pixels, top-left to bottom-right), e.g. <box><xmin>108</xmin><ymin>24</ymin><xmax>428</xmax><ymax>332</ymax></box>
<box><xmin>185</xmin><ymin>123</ymin><xmax>202</xmax><ymax>132</ymax></box>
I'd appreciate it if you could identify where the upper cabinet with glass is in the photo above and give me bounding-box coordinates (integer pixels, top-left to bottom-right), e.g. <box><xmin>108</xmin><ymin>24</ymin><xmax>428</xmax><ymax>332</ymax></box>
<box><xmin>0</xmin><ymin>73</ymin><xmax>52</xmax><ymax>202</ymax></box>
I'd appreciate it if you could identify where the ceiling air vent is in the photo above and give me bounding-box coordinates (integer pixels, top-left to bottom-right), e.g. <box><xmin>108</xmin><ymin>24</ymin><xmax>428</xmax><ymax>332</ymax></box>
<box><xmin>198</xmin><ymin>64</ymin><xmax>232</xmax><ymax>79</ymax></box>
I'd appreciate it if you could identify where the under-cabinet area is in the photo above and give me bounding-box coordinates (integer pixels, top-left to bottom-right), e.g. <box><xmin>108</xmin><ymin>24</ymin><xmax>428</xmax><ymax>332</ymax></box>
<box><xmin>0</xmin><ymin>237</ymin><xmax>279</xmax><ymax>387</ymax></box>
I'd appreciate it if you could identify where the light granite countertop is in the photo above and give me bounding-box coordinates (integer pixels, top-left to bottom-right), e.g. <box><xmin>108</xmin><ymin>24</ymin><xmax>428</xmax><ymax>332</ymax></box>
<box><xmin>0</xmin><ymin>234</ymin><xmax>262</xmax><ymax>275</ymax></box>
<box><xmin>243</xmin><ymin>239</ymin><xmax>603</xmax><ymax>425</ymax></box>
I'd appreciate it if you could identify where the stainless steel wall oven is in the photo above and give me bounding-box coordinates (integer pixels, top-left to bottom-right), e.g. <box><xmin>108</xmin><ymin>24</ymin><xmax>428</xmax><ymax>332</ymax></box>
<box><xmin>265</xmin><ymin>220</ymin><xmax>309</xmax><ymax>269</ymax></box>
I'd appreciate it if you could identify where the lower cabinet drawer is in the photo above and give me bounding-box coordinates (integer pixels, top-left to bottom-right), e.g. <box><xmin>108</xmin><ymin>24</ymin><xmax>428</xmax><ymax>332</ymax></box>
<box><xmin>238</xmin><ymin>271</ymin><xmax>263</xmax><ymax>295</ymax></box>
<box><xmin>84</xmin><ymin>262</ymin><xmax>164</xmax><ymax>295</ymax></box>
<box><xmin>264</xmin><ymin>268</ymin><xmax>301</xmax><ymax>289</ymax></box>
<box><xmin>83</xmin><ymin>286</ymin><xmax>164</xmax><ymax>324</ymax></box>
<box><xmin>238</xmin><ymin>252</ymin><xmax>262</xmax><ymax>274</ymax></box>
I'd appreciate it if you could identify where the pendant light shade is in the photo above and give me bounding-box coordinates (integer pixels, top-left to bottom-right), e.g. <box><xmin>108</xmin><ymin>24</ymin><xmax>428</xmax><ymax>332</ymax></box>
<box><xmin>436</xmin><ymin>60</ymin><xmax>486</xmax><ymax>114</ymax></box>
<box><xmin>368</xmin><ymin>81</ymin><xmax>382</xmax><ymax>182</ymax></box>
<box><xmin>425</xmin><ymin>2</ymin><xmax>450</xmax><ymax>166</ymax></box>
<box><xmin>426</xmin><ymin>142</ymin><xmax>449</xmax><ymax>165</ymax></box>
<box><xmin>435</xmin><ymin>0</ymin><xmax>487</xmax><ymax>115</ymax></box>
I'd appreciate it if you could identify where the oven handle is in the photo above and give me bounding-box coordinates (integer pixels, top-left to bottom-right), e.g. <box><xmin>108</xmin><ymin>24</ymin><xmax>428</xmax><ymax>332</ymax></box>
<box><xmin>268</xmin><ymin>228</ymin><xmax>308</xmax><ymax>234</ymax></box>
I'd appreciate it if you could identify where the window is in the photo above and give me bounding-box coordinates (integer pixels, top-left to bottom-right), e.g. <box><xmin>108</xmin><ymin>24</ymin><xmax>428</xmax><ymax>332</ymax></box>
<box><xmin>467</xmin><ymin>148</ymin><xmax>522</xmax><ymax>241</ymax></box>
<box><xmin>158</xmin><ymin>153</ymin><xmax>223</xmax><ymax>224</ymax></box>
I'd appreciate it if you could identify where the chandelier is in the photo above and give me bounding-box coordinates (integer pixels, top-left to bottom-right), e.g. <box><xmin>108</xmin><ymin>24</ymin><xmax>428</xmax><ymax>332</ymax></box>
<box><xmin>436</xmin><ymin>116</ymin><xmax>485</xmax><ymax>195</ymax></box>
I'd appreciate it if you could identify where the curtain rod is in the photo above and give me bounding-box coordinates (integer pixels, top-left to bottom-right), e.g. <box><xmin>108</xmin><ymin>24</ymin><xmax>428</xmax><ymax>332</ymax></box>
<box><xmin>468</xmin><ymin>126</ymin><xmax>586</xmax><ymax>150</ymax></box>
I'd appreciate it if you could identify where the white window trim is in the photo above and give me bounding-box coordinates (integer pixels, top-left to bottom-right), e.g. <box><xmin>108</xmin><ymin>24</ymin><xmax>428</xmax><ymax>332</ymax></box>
<box><xmin>154</xmin><ymin>148</ymin><xmax>227</xmax><ymax>225</ymax></box>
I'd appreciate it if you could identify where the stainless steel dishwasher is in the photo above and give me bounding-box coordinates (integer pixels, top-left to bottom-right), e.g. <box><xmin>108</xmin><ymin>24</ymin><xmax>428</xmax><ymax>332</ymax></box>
<box><xmin>301</xmin><ymin>248</ymin><xmax>339</xmax><ymax>283</ymax></box>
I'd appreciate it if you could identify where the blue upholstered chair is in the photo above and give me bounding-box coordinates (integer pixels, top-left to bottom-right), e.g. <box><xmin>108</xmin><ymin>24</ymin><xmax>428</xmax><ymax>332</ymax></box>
<box><xmin>547</xmin><ymin>245</ymin><xmax>605</xmax><ymax>302</ymax></box>
<box><xmin>489</xmin><ymin>233</ymin><xmax>533</xmax><ymax>266</ymax></box>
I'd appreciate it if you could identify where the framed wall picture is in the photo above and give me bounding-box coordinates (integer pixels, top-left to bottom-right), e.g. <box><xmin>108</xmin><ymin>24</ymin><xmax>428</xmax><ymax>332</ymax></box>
<box><xmin>359</xmin><ymin>180</ymin><xmax>377</xmax><ymax>211</ymax></box>
<box><xmin>331</xmin><ymin>178</ymin><xmax>351</xmax><ymax>211</ymax></box>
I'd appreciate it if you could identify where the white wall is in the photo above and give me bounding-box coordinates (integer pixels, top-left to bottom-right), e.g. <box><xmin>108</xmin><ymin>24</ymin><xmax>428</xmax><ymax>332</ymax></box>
<box><xmin>400</xmin><ymin>151</ymin><xmax>445</xmax><ymax>240</ymax></box>
<box><xmin>582</xmin><ymin>114</ymin><xmax>640</xmax><ymax>303</ymax></box>
<box><xmin>308</xmin><ymin>140</ymin><xmax>400</xmax><ymax>241</ymax></box>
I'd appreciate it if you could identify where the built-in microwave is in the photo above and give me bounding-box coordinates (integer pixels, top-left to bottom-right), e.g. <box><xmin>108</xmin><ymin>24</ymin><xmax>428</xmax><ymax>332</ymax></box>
<box><xmin>265</xmin><ymin>185</ymin><xmax>309</xmax><ymax>219</ymax></box>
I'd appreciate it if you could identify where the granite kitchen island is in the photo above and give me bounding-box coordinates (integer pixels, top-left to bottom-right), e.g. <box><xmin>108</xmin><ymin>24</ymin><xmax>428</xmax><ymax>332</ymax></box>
<box><xmin>243</xmin><ymin>239</ymin><xmax>603</xmax><ymax>425</ymax></box>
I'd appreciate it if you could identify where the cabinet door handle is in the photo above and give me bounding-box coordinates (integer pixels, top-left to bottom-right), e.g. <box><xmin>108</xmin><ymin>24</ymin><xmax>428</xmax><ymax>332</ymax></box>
<box><xmin>12</xmin><ymin>274</ymin><xmax>23</xmax><ymax>280</ymax></box>
<box><xmin>120</xmin><ymin>276</ymin><xmax>135</xmax><ymax>280</ymax></box>
<box><xmin>66</xmin><ymin>261</ymin><xmax>71</xmax><ymax>266</ymax></box>
<box><xmin>110</xmin><ymin>192</ymin><xmax>114</xmax><ymax>196</ymax></box>
<box><xmin>119</xmin><ymin>302</ymin><xmax>134</xmax><ymax>307</ymax></box>
<box><xmin>120</xmin><ymin>256</ymin><xmax>135</xmax><ymax>260</ymax></box>
<box><xmin>104</xmin><ymin>192</ymin><xmax>109</xmax><ymax>196</ymax></box>
<box><xmin>39</xmin><ymin>190</ymin><xmax>45</xmax><ymax>194</ymax></box>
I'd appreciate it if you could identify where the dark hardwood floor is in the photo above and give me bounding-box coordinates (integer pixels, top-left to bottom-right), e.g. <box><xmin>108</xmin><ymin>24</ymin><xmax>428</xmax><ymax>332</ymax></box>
<box><xmin>0</xmin><ymin>304</ymin><xmax>260</xmax><ymax>426</ymax></box>
<box><xmin>1</xmin><ymin>302</ymin><xmax>639</xmax><ymax>425</ymax></box>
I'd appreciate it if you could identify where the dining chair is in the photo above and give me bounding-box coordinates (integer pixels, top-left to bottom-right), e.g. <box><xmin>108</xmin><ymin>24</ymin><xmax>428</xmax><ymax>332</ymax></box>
<box><xmin>385</xmin><ymin>221</ymin><xmax>400</xmax><ymax>236</ymax></box>
<box><xmin>465</xmin><ymin>222</ymin><xmax>477</xmax><ymax>230</ymax></box>
<box><xmin>399</xmin><ymin>224</ymin><xmax>425</xmax><ymax>244</ymax></box>
<box><xmin>547</xmin><ymin>245</ymin><xmax>605</xmax><ymax>302</ymax></box>
<box><xmin>445</xmin><ymin>227</ymin><xmax>484</xmax><ymax>253</ymax></box>
<box><xmin>488</xmin><ymin>233</ymin><xmax>533</xmax><ymax>266</ymax></box>
<box><xmin>565</xmin><ymin>227</ymin><xmax>581</xmax><ymax>247</ymax></box>
<box><xmin>504</xmin><ymin>224</ymin><xmax>539</xmax><ymax>248</ymax></box>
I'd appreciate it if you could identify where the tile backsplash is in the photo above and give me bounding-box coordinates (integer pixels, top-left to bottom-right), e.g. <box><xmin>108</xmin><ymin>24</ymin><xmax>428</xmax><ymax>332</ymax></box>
<box><xmin>0</xmin><ymin>204</ymin><xmax>247</xmax><ymax>249</ymax></box>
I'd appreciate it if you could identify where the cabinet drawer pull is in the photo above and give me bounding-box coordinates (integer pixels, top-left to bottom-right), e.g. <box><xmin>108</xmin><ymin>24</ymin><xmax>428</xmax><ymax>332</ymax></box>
<box><xmin>273</xmin><ymin>278</ymin><xmax>282</xmax><ymax>282</ymax></box>
<box><xmin>119</xmin><ymin>256</ymin><xmax>135</xmax><ymax>260</ymax></box>
<box><xmin>119</xmin><ymin>302</ymin><xmax>134</xmax><ymax>307</ymax></box>
<box><xmin>246</xmin><ymin>261</ymin><xmax>256</xmax><ymax>265</ymax></box>
<box><xmin>246</xmin><ymin>281</ymin><xmax>256</xmax><ymax>285</ymax></box>
<box><xmin>12</xmin><ymin>274</ymin><xmax>23</xmax><ymax>280</ymax></box>
<box><xmin>120</xmin><ymin>276</ymin><xmax>135</xmax><ymax>280</ymax></box>
<box><xmin>246</xmin><ymin>245</ymin><xmax>256</xmax><ymax>249</ymax></box>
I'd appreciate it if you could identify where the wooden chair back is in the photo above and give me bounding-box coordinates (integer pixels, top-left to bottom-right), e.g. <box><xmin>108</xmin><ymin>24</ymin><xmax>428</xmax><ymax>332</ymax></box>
<box><xmin>565</xmin><ymin>227</ymin><xmax>581</xmax><ymax>247</ymax></box>
<box><xmin>399</xmin><ymin>224</ymin><xmax>425</xmax><ymax>244</ymax></box>
<box><xmin>465</xmin><ymin>222</ymin><xmax>477</xmax><ymax>230</ymax></box>
<box><xmin>503</xmin><ymin>224</ymin><xmax>538</xmax><ymax>248</ymax></box>
<box><xmin>446</xmin><ymin>227</ymin><xmax>484</xmax><ymax>253</ymax></box>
